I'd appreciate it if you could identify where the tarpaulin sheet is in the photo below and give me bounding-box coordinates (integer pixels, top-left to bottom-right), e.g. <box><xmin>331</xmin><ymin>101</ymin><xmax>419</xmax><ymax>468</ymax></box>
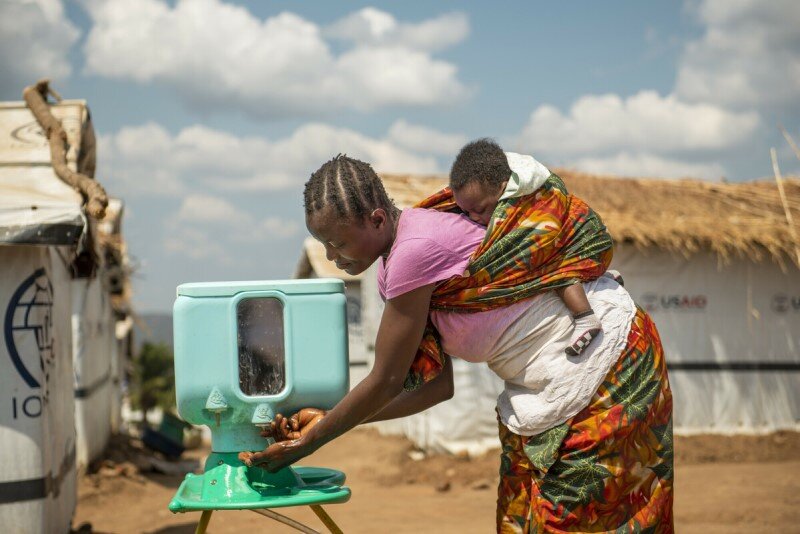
<box><xmin>0</xmin><ymin>101</ymin><xmax>91</xmax><ymax>246</ymax></box>
<box><xmin>72</xmin><ymin>276</ymin><xmax>115</xmax><ymax>470</ymax></box>
<box><xmin>0</xmin><ymin>245</ymin><xmax>77</xmax><ymax>532</ymax></box>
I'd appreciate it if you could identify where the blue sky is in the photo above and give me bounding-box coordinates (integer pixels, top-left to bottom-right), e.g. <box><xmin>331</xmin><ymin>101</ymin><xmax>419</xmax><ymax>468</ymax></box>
<box><xmin>2</xmin><ymin>0</ymin><xmax>798</xmax><ymax>312</ymax></box>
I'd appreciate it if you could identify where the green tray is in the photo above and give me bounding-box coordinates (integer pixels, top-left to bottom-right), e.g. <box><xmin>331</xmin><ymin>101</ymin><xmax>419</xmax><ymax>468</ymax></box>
<box><xmin>168</xmin><ymin>453</ymin><xmax>350</xmax><ymax>512</ymax></box>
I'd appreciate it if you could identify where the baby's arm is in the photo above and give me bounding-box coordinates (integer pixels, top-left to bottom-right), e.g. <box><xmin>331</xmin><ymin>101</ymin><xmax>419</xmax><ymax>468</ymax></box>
<box><xmin>557</xmin><ymin>284</ymin><xmax>603</xmax><ymax>357</ymax></box>
<box><xmin>557</xmin><ymin>283</ymin><xmax>592</xmax><ymax>316</ymax></box>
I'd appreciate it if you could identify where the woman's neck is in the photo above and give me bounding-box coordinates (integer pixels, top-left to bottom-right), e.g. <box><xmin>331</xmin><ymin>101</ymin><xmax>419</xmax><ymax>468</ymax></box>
<box><xmin>381</xmin><ymin>207</ymin><xmax>402</xmax><ymax>260</ymax></box>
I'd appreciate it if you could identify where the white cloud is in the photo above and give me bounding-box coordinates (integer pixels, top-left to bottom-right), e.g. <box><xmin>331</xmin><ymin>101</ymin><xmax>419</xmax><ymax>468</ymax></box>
<box><xmin>175</xmin><ymin>194</ymin><xmax>250</xmax><ymax>225</ymax></box>
<box><xmin>0</xmin><ymin>0</ymin><xmax>80</xmax><ymax>94</ymax></box>
<box><xmin>97</xmin><ymin>124</ymin><xmax>185</xmax><ymax>197</ymax></box>
<box><xmin>518</xmin><ymin>91</ymin><xmax>760</xmax><ymax>156</ymax></box>
<box><xmin>81</xmin><ymin>0</ymin><xmax>469</xmax><ymax>117</ymax></box>
<box><xmin>675</xmin><ymin>0</ymin><xmax>800</xmax><ymax>112</ymax></box>
<box><xmin>165</xmin><ymin>194</ymin><xmax>300</xmax><ymax>265</ymax></box>
<box><xmin>173</xmin><ymin>194</ymin><xmax>298</xmax><ymax>240</ymax></box>
<box><xmin>508</xmin><ymin>1</ymin><xmax>800</xmax><ymax>180</ymax></box>
<box><xmin>334</xmin><ymin>46</ymin><xmax>465</xmax><ymax>110</ymax></box>
<box><xmin>254</xmin><ymin>217</ymin><xmax>300</xmax><ymax>242</ymax></box>
<box><xmin>171</xmin><ymin>193</ymin><xmax>299</xmax><ymax>241</ymax></box>
<box><xmin>98</xmin><ymin>121</ymin><xmax>443</xmax><ymax>197</ymax></box>
<box><xmin>325</xmin><ymin>8</ymin><xmax>469</xmax><ymax>52</ymax></box>
<box><xmin>570</xmin><ymin>152</ymin><xmax>726</xmax><ymax>180</ymax></box>
<box><xmin>387</xmin><ymin>119</ymin><xmax>468</xmax><ymax>155</ymax></box>
<box><xmin>100</xmin><ymin>118</ymin><xmax>455</xmax><ymax>270</ymax></box>
<box><xmin>268</xmin><ymin>123</ymin><xmax>441</xmax><ymax>180</ymax></box>
<box><xmin>163</xmin><ymin>226</ymin><xmax>230</xmax><ymax>262</ymax></box>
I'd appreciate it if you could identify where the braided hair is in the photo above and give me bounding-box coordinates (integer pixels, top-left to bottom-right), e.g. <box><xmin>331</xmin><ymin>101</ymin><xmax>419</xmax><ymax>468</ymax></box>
<box><xmin>450</xmin><ymin>138</ymin><xmax>511</xmax><ymax>191</ymax></box>
<box><xmin>303</xmin><ymin>155</ymin><xmax>396</xmax><ymax>224</ymax></box>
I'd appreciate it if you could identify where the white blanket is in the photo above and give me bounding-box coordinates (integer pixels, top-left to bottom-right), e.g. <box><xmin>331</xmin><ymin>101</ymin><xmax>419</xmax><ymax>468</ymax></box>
<box><xmin>500</xmin><ymin>151</ymin><xmax>551</xmax><ymax>200</ymax></box>
<box><xmin>491</xmin><ymin>275</ymin><xmax>636</xmax><ymax>436</ymax></box>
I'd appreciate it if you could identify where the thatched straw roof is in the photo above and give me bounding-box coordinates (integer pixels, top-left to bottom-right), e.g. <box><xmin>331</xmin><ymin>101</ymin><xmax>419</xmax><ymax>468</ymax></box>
<box><xmin>379</xmin><ymin>170</ymin><xmax>800</xmax><ymax>268</ymax></box>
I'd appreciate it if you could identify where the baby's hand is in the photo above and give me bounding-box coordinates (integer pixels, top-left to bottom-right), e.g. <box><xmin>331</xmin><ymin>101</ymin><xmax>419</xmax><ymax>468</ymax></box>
<box><xmin>260</xmin><ymin>408</ymin><xmax>326</xmax><ymax>442</ymax></box>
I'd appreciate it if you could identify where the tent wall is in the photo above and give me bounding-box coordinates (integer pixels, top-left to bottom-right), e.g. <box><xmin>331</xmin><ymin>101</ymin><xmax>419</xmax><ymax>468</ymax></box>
<box><xmin>362</xmin><ymin>245</ymin><xmax>800</xmax><ymax>454</ymax></box>
<box><xmin>0</xmin><ymin>100</ymin><xmax>92</xmax><ymax>172</ymax></box>
<box><xmin>375</xmin><ymin>358</ymin><xmax>504</xmax><ymax>455</ymax></box>
<box><xmin>0</xmin><ymin>245</ymin><xmax>77</xmax><ymax>532</ymax></box>
<box><xmin>110</xmin><ymin>318</ymin><xmax>133</xmax><ymax>434</ymax></box>
<box><xmin>72</xmin><ymin>276</ymin><xmax>115</xmax><ymax>471</ymax></box>
<box><xmin>612</xmin><ymin>246</ymin><xmax>800</xmax><ymax>433</ymax></box>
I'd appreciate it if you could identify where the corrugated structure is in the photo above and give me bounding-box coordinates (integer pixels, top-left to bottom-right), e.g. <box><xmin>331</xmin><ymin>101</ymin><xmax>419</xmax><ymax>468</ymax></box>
<box><xmin>0</xmin><ymin>100</ymin><xmax>87</xmax><ymax>532</ymax></box>
<box><xmin>0</xmin><ymin>97</ymin><xmax>129</xmax><ymax>531</ymax></box>
<box><xmin>73</xmin><ymin>198</ymin><xmax>133</xmax><ymax>470</ymax></box>
<box><xmin>97</xmin><ymin>198</ymin><xmax>134</xmax><ymax>434</ymax></box>
<box><xmin>72</xmin><ymin>275</ymin><xmax>116</xmax><ymax>468</ymax></box>
<box><xmin>300</xmin><ymin>170</ymin><xmax>800</xmax><ymax>454</ymax></box>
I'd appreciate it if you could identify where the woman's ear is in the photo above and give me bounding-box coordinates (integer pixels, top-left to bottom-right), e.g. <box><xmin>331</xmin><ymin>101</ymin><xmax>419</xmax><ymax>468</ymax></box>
<box><xmin>370</xmin><ymin>208</ymin><xmax>387</xmax><ymax>229</ymax></box>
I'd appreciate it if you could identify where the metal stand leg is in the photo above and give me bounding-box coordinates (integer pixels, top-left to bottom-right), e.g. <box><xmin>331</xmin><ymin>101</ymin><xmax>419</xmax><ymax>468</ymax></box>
<box><xmin>248</xmin><ymin>506</ymin><xmax>345</xmax><ymax>533</ymax></box>
<box><xmin>251</xmin><ymin>508</ymin><xmax>320</xmax><ymax>533</ymax></box>
<box><xmin>195</xmin><ymin>510</ymin><xmax>213</xmax><ymax>534</ymax></box>
<box><xmin>310</xmin><ymin>505</ymin><xmax>344</xmax><ymax>534</ymax></box>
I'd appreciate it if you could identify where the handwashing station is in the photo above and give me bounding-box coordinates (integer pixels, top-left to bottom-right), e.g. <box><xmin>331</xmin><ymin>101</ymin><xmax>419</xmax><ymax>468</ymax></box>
<box><xmin>170</xmin><ymin>278</ymin><xmax>351</xmax><ymax>533</ymax></box>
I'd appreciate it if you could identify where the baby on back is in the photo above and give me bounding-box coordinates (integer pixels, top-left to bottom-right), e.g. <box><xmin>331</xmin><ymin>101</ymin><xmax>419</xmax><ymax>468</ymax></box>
<box><xmin>449</xmin><ymin>139</ymin><xmax>621</xmax><ymax>356</ymax></box>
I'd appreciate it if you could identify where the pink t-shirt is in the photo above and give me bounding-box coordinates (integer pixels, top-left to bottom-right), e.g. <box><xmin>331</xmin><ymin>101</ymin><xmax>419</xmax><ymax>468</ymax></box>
<box><xmin>377</xmin><ymin>208</ymin><xmax>532</xmax><ymax>362</ymax></box>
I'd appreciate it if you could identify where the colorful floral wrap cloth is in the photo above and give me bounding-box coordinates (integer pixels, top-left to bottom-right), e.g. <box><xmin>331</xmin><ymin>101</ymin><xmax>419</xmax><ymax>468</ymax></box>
<box><xmin>497</xmin><ymin>307</ymin><xmax>674</xmax><ymax>533</ymax></box>
<box><xmin>404</xmin><ymin>174</ymin><xmax>614</xmax><ymax>391</ymax></box>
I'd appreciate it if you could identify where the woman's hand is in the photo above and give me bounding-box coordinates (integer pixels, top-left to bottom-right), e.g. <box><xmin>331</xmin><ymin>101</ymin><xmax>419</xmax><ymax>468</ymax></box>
<box><xmin>260</xmin><ymin>408</ymin><xmax>327</xmax><ymax>442</ymax></box>
<box><xmin>238</xmin><ymin>437</ymin><xmax>312</xmax><ymax>472</ymax></box>
<box><xmin>239</xmin><ymin>283</ymin><xmax>436</xmax><ymax>471</ymax></box>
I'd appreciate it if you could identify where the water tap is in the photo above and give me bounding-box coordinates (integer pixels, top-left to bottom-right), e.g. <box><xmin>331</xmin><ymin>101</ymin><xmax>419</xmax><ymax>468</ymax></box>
<box><xmin>205</xmin><ymin>387</ymin><xmax>229</xmax><ymax>427</ymax></box>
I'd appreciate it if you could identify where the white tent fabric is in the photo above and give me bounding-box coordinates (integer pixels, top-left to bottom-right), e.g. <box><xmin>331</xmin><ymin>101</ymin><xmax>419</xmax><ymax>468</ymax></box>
<box><xmin>614</xmin><ymin>246</ymin><xmax>800</xmax><ymax>434</ymax></box>
<box><xmin>375</xmin><ymin>359</ymin><xmax>504</xmax><ymax>456</ymax></box>
<box><xmin>0</xmin><ymin>245</ymin><xmax>77</xmax><ymax>532</ymax></box>
<box><xmin>362</xmin><ymin>245</ymin><xmax>800</xmax><ymax>454</ymax></box>
<box><xmin>0</xmin><ymin>101</ymin><xmax>89</xmax><ymax>247</ymax></box>
<box><xmin>110</xmin><ymin>317</ymin><xmax>133</xmax><ymax>433</ymax></box>
<box><xmin>0</xmin><ymin>166</ymin><xmax>85</xmax><ymax>245</ymax></box>
<box><xmin>0</xmin><ymin>98</ymin><xmax>120</xmax><ymax>531</ymax></box>
<box><xmin>72</xmin><ymin>276</ymin><xmax>115</xmax><ymax>470</ymax></box>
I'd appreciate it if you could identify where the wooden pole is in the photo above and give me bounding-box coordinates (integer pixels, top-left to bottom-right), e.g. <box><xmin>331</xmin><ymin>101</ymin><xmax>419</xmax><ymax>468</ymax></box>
<box><xmin>770</xmin><ymin>148</ymin><xmax>800</xmax><ymax>266</ymax></box>
<box><xmin>779</xmin><ymin>125</ymin><xmax>800</xmax><ymax>163</ymax></box>
<box><xmin>310</xmin><ymin>505</ymin><xmax>345</xmax><ymax>534</ymax></box>
<box><xmin>251</xmin><ymin>508</ymin><xmax>321</xmax><ymax>533</ymax></box>
<box><xmin>194</xmin><ymin>510</ymin><xmax>212</xmax><ymax>534</ymax></box>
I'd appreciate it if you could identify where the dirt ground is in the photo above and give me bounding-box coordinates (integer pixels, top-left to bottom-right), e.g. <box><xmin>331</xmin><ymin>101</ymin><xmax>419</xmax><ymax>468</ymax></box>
<box><xmin>74</xmin><ymin>429</ymin><xmax>800</xmax><ymax>534</ymax></box>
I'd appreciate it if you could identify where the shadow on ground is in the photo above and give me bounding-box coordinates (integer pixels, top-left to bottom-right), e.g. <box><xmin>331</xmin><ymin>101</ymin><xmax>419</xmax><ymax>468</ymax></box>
<box><xmin>145</xmin><ymin>524</ymin><xmax>198</xmax><ymax>534</ymax></box>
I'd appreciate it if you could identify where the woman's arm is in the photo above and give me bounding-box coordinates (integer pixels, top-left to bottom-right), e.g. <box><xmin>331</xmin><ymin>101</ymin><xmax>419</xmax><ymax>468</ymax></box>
<box><xmin>259</xmin><ymin>355</ymin><xmax>453</xmax><ymax>440</ymax></box>
<box><xmin>364</xmin><ymin>353</ymin><xmax>453</xmax><ymax>423</ymax></box>
<box><xmin>241</xmin><ymin>283</ymin><xmax>435</xmax><ymax>471</ymax></box>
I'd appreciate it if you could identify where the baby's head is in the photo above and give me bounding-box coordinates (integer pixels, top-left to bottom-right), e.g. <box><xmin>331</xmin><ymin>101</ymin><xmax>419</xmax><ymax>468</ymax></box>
<box><xmin>450</xmin><ymin>138</ymin><xmax>511</xmax><ymax>226</ymax></box>
<box><xmin>303</xmin><ymin>155</ymin><xmax>398</xmax><ymax>276</ymax></box>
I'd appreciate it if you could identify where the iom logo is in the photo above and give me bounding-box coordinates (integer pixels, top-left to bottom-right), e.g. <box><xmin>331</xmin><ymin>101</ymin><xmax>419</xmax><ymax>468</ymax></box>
<box><xmin>10</xmin><ymin>121</ymin><xmax>47</xmax><ymax>145</ymax></box>
<box><xmin>4</xmin><ymin>268</ymin><xmax>55</xmax><ymax>418</ymax></box>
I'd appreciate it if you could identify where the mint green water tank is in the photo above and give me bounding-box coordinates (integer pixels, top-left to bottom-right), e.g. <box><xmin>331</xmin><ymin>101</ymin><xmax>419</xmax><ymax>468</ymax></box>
<box><xmin>173</xmin><ymin>279</ymin><xmax>349</xmax><ymax>453</ymax></box>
